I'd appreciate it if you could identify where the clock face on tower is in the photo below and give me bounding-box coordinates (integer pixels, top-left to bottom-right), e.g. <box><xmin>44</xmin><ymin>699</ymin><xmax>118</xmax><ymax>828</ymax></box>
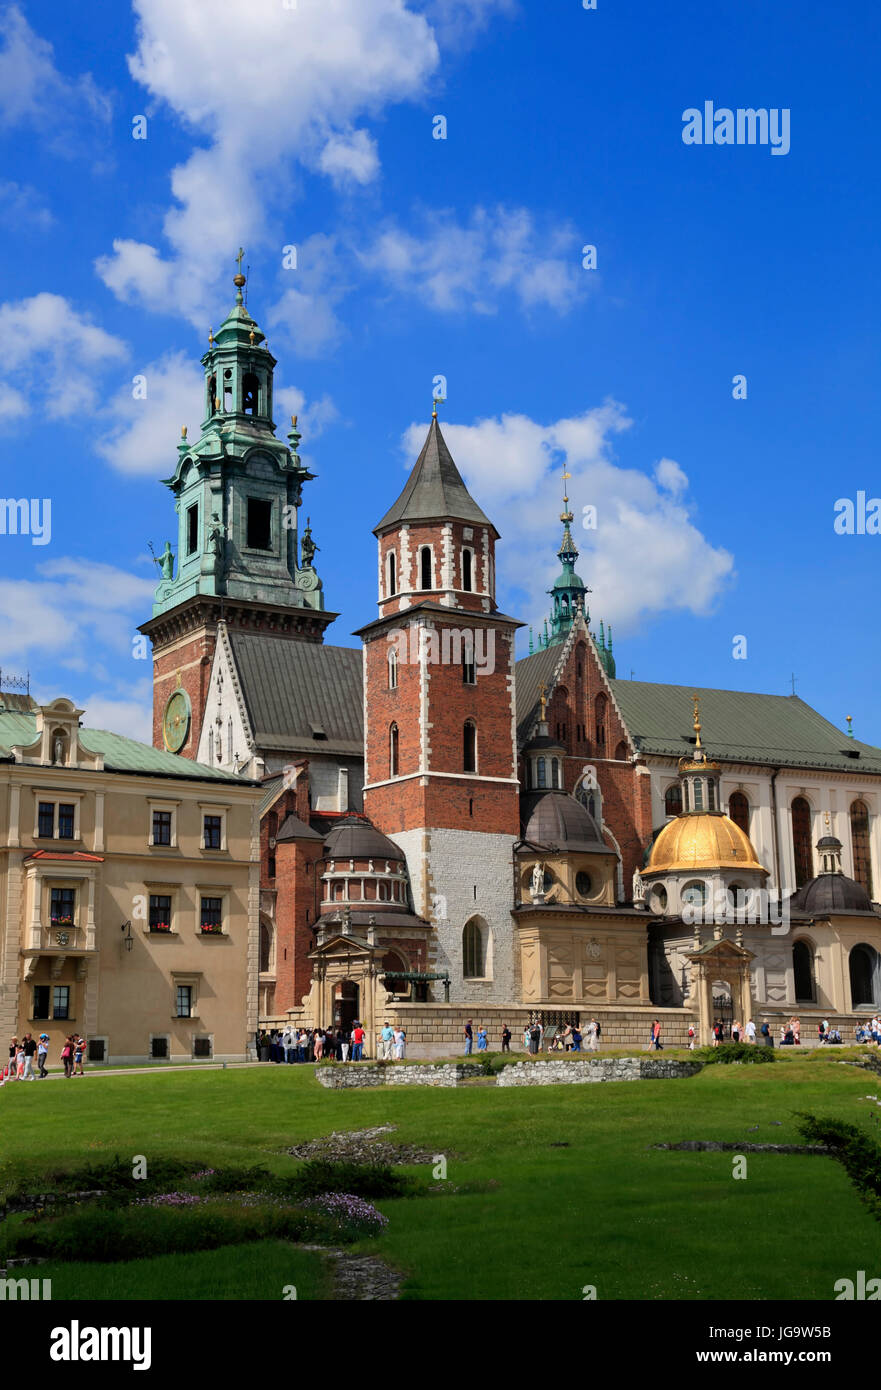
<box><xmin>163</xmin><ymin>689</ymin><xmax>191</xmax><ymax>753</ymax></box>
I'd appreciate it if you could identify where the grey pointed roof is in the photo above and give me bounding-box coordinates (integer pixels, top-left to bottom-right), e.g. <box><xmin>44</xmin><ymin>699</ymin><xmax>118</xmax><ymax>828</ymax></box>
<box><xmin>374</xmin><ymin>418</ymin><xmax>496</xmax><ymax>535</ymax></box>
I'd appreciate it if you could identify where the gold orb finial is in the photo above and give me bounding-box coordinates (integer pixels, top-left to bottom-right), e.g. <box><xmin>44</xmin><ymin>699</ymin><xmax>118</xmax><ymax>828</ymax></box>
<box><xmin>181</xmin><ymin>425</ymin><xmax>187</xmax><ymax>440</ymax></box>
<box><xmin>291</xmin><ymin>414</ymin><xmax>298</xmax><ymax>428</ymax></box>
<box><xmin>208</xmin><ymin>327</ymin><xmax>214</xmax><ymax>345</ymax></box>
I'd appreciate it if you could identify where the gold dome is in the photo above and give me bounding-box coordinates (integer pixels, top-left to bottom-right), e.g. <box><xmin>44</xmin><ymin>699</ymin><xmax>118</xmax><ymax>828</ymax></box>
<box><xmin>644</xmin><ymin>813</ymin><xmax>767</xmax><ymax>876</ymax></box>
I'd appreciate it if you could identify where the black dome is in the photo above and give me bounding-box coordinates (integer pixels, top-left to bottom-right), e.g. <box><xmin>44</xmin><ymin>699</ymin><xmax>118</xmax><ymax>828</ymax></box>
<box><xmin>522</xmin><ymin>791</ymin><xmax>606</xmax><ymax>853</ymax></box>
<box><xmin>324</xmin><ymin>813</ymin><xmax>405</xmax><ymax>863</ymax></box>
<box><xmin>789</xmin><ymin>873</ymin><xmax>874</xmax><ymax>914</ymax></box>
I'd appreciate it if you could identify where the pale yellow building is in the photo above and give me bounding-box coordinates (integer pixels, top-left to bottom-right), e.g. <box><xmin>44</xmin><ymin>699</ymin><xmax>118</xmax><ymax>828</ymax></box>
<box><xmin>0</xmin><ymin>695</ymin><xmax>261</xmax><ymax>1064</ymax></box>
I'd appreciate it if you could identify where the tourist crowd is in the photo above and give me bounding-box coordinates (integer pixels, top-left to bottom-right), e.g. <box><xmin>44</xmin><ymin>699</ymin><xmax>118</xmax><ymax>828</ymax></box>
<box><xmin>4</xmin><ymin>1033</ymin><xmax>85</xmax><ymax>1082</ymax></box>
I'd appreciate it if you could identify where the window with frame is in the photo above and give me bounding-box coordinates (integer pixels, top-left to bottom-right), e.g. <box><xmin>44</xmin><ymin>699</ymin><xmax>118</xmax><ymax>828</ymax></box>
<box><xmin>462</xmin><ymin>548</ymin><xmax>473</xmax><ymax>591</ymax></box>
<box><xmin>462</xmin><ymin>639</ymin><xmax>476</xmax><ymax>685</ymax></box>
<box><xmin>388</xmin><ymin>650</ymin><xmax>398</xmax><ymax>689</ymax></box>
<box><xmin>420</xmin><ymin>545</ymin><xmax>432</xmax><ymax>590</ymax></box>
<box><xmin>851</xmin><ymin>800</ymin><xmax>873</xmax><ymax>897</ymax></box>
<box><xmin>729</xmin><ymin>791</ymin><xmax>750</xmax><ymax>833</ymax></box>
<box><xmin>463</xmin><ymin>720</ymin><xmax>477</xmax><ymax>773</ymax></box>
<box><xmin>792</xmin><ymin>796</ymin><xmax>813</xmax><ymax>888</ymax></box>
<box><xmin>38</xmin><ymin>801</ymin><xmax>55</xmax><ymax>838</ymax></box>
<box><xmin>33</xmin><ymin>984</ymin><xmax>50</xmax><ymax>1019</ymax></box>
<box><xmin>194</xmin><ymin>1037</ymin><xmax>212</xmax><ymax>1058</ymax></box>
<box><xmin>50</xmin><ymin>886</ymin><xmax>75</xmax><ymax>927</ymax></box>
<box><xmin>149</xmin><ymin>894</ymin><xmax>172</xmax><ymax>932</ymax></box>
<box><xmin>151</xmin><ymin>1036</ymin><xmax>169</xmax><ymax>1059</ymax></box>
<box><xmin>664</xmin><ymin>784</ymin><xmax>683</xmax><ymax>818</ymax></box>
<box><xmin>152</xmin><ymin>809</ymin><xmax>173</xmax><ymax>846</ymax></box>
<box><xmin>58</xmin><ymin>803</ymin><xmax>75</xmax><ymax>839</ymax></box>
<box><xmin>203</xmin><ymin>814</ymin><xmax>222</xmax><ymax>850</ymax></box>
<box><xmin>594</xmin><ymin>693</ymin><xmax>607</xmax><ymax>749</ymax></box>
<box><xmin>200</xmin><ymin>896</ymin><xmax>223</xmax><ymax>932</ymax></box>
<box><xmin>387</xmin><ymin>550</ymin><xmax>397</xmax><ymax>597</ymax></box>
<box><xmin>463</xmin><ymin>918</ymin><xmax>486</xmax><ymax>978</ymax></box>
<box><xmin>88</xmin><ymin>1039</ymin><xmax>105</xmax><ymax>1062</ymax></box>
<box><xmin>53</xmin><ymin>985</ymin><xmax>70</xmax><ymax>1019</ymax></box>
<box><xmin>389</xmin><ymin>723</ymin><xmax>399</xmax><ymax>778</ymax></box>
<box><xmin>187</xmin><ymin>503</ymin><xmax>199</xmax><ymax>555</ymax></box>
<box><xmin>176</xmin><ymin>985</ymin><xmax>193</xmax><ymax>1018</ymax></box>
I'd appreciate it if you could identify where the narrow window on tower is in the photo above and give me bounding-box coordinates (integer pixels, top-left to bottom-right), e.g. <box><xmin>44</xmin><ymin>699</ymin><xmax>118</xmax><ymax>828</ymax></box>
<box><xmin>223</xmin><ymin>368</ymin><xmax>233</xmax><ymax>412</ymax></box>
<box><xmin>420</xmin><ymin>546</ymin><xmax>432</xmax><ymax>590</ymax></box>
<box><xmin>242</xmin><ymin>372</ymin><xmax>259</xmax><ymax>416</ymax></box>
<box><xmin>186</xmin><ymin>503</ymin><xmax>199</xmax><ymax>555</ymax></box>
<box><xmin>388</xmin><ymin>650</ymin><xmax>398</xmax><ymax>689</ymax></box>
<box><xmin>594</xmin><ymin>693</ymin><xmax>607</xmax><ymax>750</ymax></box>
<box><xmin>462</xmin><ymin>548</ymin><xmax>473</xmax><ymax>592</ymax></box>
<box><xmin>387</xmin><ymin>550</ymin><xmax>397</xmax><ymax>597</ymax></box>
<box><xmin>208</xmin><ymin>374</ymin><xmax>217</xmax><ymax>415</ymax></box>
<box><xmin>462</xmin><ymin>635</ymin><xmax>476</xmax><ymax>685</ymax></box>
<box><xmin>551</xmin><ymin>759</ymin><xmax>560</xmax><ymax>789</ymax></box>
<box><xmin>389</xmin><ymin>723</ymin><xmax>399</xmax><ymax>777</ymax></box>
<box><xmin>247</xmin><ymin>498</ymin><xmax>272</xmax><ymax>550</ymax></box>
<box><xmin>537</xmin><ymin>757</ymin><xmax>546</xmax><ymax>788</ymax></box>
<box><xmin>463</xmin><ymin>720</ymin><xmax>477</xmax><ymax>773</ymax></box>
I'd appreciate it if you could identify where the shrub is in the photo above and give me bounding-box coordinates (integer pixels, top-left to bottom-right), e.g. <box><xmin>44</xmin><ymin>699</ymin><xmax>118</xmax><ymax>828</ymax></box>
<box><xmin>796</xmin><ymin>1114</ymin><xmax>881</xmax><ymax>1220</ymax></box>
<box><xmin>302</xmin><ymin>1192</ymin><xmax>388</xmax><ymax>1238</ymax></box>
<box><xmin>694</xmin><ymin>1042</ymin><xmax>775</xmax><ymax>1065</ymax></box>
<box><xmin>286</xmin><ymin>1160</ymin><xmax>413</xmax><ymax>1201</ymax></box>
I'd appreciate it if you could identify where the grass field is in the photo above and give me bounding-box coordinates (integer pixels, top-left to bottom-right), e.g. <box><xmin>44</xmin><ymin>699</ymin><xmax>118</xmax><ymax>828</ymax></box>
<box><xmin>2</xmin><ymin>1050</ymin><xmax>879</xmax><ymax>1301</ymax></box>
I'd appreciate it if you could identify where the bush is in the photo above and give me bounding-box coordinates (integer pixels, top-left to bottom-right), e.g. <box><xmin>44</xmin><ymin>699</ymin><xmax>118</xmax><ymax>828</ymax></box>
<box><xmin>796</xmin><ymin>1114</ymin><xmax>881</xmax><ymax>1220</ymax></box>
<box><xmin>302</xmin><ymin>1192</ymin><xmax>388</xmax><ymax>1238</ymax></box>
<box><xmin>286</xmin><ymin>1160</ymin><xmax>413</xmax><ymax>1201</ymax></box>
<box><xmin>694</xmin><ymin>1042</ymin><xmax>775</xmax><ymax>1065</ymax></box>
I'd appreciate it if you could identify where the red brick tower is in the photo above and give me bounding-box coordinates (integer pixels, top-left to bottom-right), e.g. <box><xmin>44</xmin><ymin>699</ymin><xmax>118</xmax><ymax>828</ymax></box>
<box><xmin>356</xmin><ymin>408</ymin><xmax>522</xmax><ymax>1002</ymax></box>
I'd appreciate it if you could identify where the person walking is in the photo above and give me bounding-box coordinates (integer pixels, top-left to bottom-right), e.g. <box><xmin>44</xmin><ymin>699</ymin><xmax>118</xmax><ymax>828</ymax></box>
<box><xmin>352</xmin><ymin>1022</ymin><xmax>364</xmax><ymax>1061</ymax></box>
<box><xmin>501</xmin><ymin>1024</ymin><xmax>511</xmax><ymax>1052</ymax></box>
<box><xmin>731</xmin><ymin>1020</ymin><xmax>741</xmax><ymax>1043</ymax></box>
<box><xmin>37</xmin><ymin>1033</ymin><xmax>49</xmax><ymax>1077</ymax></box>
<box><xmin>74</xmin><ymin>1037</ymin><xmax>85</xmax><ymax>1075</ymax></box>
<box><xmin>746</xmin><ymin>1019</ymin><xmax>756</xmax><ymax>1045</ymax></box>
<box><xmin>464</xmin><ymin>1020</ymin><xmax>474</xmax><ymax>1056</ymax></box>
<box><xmin>21</xmin><ymin>1033</ymin><xmax>37</xmax><ymax>1080</ymax></box>
<box><xmin>60</xmin><ymin>1036</ymin><xmax>73</xmax><ymax>1077</ymax></box>
<box><xmin>687</xmin><ymin>1022</ymin><xmax>696</xmax><ymax>1050</ymax></box>
<box><xmin>477</xmin><ymin>1025</ymin><xmax>488</xmax><ymax>1052</ymax></box>
<box><xmin>393</xmin><ymin>1025</ymin><xmax>406</xmax><ymax>1060</ymax></box>
<box><xmin>571</xmin><ymin>1024</ymin><xmax>583</xmax><ymax>1052</ymax></box>
<box><xmin>651</xmin><ymin>1020</ymin><xmax>663</xmax><ymax>1051</ymax></box>
<box><xmin>380</xmin><ymin>1021</ymin><xmax>394</xmax><ymax>1060</ymax></box>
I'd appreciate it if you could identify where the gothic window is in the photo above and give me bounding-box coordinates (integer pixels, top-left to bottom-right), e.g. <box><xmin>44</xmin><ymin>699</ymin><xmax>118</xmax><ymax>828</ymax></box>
<box><xmin>729</xmin><ymin>791</ymin><xmax>750</xmax><ymax>833</ymax></box>
<box><xmin>464</xmin><ymin>720</ymin><xmax>477</xmax><ymax>773</ymax></box>
<box><xmin>387</xmin><ymin>550</ymin><xmax>397</xmax><ymax>597</ymax></box>
<box><xmin>793</xmin><ymin>940</ymin><xmax>817</xmax><ymax>1002</ymax></box>
<box><xmin>246</xmin><ymin>497</ymin><xmax>272</xmax><ymax>551</ymax></box>
<box><xmin>851</xmin><ymin>800</ymin><xmax>873</xmax><ymax>896</ymax></box>
<box><xmin>420</xmin><ymin>546</ymin><xmax>432</xmax><ymax>590</ymax></box>
<box><xmin>664</xmin><ymin>784</ymin><xmax>682</xmax><ymax>818</ymax></box>
<box><xmin>242</xmin><ymin>372</ymin><xmax>259</xmax><ymax>416</ymax></box>
<box><xmin>462</xmin><ymin>548</ymin><xmax>473</xmax><ymax>591</ymax></box>
<box><xmin>615</xmin><ymin>740</ymin><xmax>628</xmax><ymax>761</ymax></box>
<box><xmin>594</xmin><ymin>693</ymin><xmax>607</xmax><ymax>750</ymax></box>
<box><xmin>388</xmin><ymin>650</ymin><xmax>398</xmax><ymax>690</ymax></box>
<box><xmin>792</xmin><ymin>796</ymin><xmax>813</xmax><ymax>888</ymax></box>
<box><xmin>389</xmin><ymin>723</ymin><xmax>399</xmax><ymax>778</ymax></box>
<box><xmin>187</xmin><ymin>503</ymin><xmax>199</xmax><ymax>555</ymax></box>
<box><xmin>462</xmin><ymin>640</ymin><xmax>476</xmax><ymax>685</ymax></box>
<box><xmin>463</xmin><ymin>918</ymin><xmax>487</xmax><ymax>978</ymax></box>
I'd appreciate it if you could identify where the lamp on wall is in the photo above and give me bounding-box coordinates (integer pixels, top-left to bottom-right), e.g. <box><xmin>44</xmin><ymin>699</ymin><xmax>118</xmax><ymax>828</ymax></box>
<box><xmin>120</xmin><ymin>920</ymin><xmax>133</xmax><ymax>953</ymax></box>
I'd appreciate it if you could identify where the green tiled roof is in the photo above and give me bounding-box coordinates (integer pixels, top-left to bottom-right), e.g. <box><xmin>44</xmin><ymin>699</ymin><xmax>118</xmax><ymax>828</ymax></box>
<box><xmin>609</xmin><ymin>681</ymin><xmax>881</xmax><ymax>774</ymax></box>
<box><xmin>0</xmin><ymin>712</ymin><xmax>253</xmax><ymax>784</ymax></box>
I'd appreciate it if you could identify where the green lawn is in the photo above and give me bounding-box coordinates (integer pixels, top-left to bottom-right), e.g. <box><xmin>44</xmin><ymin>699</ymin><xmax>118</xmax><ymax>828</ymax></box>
<box><xmin>2</xmin><ymin>1052</ymin><xmax>878</xmax><ymax>1300</ymax></box>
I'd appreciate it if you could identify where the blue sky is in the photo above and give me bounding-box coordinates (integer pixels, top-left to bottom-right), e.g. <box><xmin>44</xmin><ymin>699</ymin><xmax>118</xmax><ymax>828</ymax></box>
<box><xmin>0</xmin><ymin>0</ymin><xmax>878</xmax><ymax>745</ymax></box>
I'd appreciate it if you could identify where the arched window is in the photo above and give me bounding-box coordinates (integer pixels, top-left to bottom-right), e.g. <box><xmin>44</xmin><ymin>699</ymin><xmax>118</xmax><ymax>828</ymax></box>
<box><xmin>383</xmin><ymin>950</ymin><xmax>408</xmax><ymax>994</ymax></box>
<box><xmin>793</xmin><ymin>940</ymin><xmax>817</xmax><ymax>1002</ymax></box>
<box><xmin>420</xmin><ymin>546</ymin><xmax>432</xmax><ymax>590</ymax></box>
<box><xmin>463</xmin><ymin>918</ymin><xmax>487</xmax><ymax>978</ymax></box>
<box><xmin>242</xmin><ymin>372</ymin><xmax>259</xmax><ymax>415</ymax></box>
<box><xmin>729</xmin><ymin>791</ymin><xmax>750</xmax><ymax>834</ymax></box>
<box><xmin>208</xmin><ymin>374</ymin><xmax>217</xmax><ymax>414</ymax></box>
<box><xmin>463</xmin><ymin>720</ymin><xmax>477</xmax><ymax>773</ymax></box>
<box><xmin>665</xmin><ymin>784</ymin><xmax>682</xmax><ymax>818</ymax></box>
<box><xmin>851</xmin><ymin>800</ymin><xmax>873</xmax><ymax>897</ymax></box>
<box><xmin>388</xmin><ymin>650</ymin><xmax>398</xmax><ymax>690</ymax></box>
<box><xmin>462</xmin><ymin>548</ymin><xmax>473</xmax><ymax>591</ymax></box>
<box><xmin>389</xmin><ymin>723</ymin><xmax>399</xmax><ymax>777</ymax></box>
<box><xmin>462</xmin><ymin>638</ymin><xmax>476</xmax><ymax>685</ymax></box>
<box><xmin>792</xmin><ymin>796</ymin><xmax>813</xmax><ymax>888</ymax></box>
<box><xmin>387</xmin><ymin>550</ymin><xmax>397</xmax><ymax>597</ymax></box>
<box><xmin>536</xmin><ymin>757</ymin><xmax>547</xmax><ymax>789</ymax></box>
<box><xmin>681</xmin><ymin>881</ymin><xmax>707</xmax><ymax>909</ymax></box>
<box><xmin>615</xmin><ymin>740</ymin><xmax>628</xmax><ymax>761</ymax></box>
<box><xmin>849</xmin><ymin>943</ymin><xmax>881</xmax><ymax>1009</ymax></box>
<box><xmin>223</xmin><ymin>367</ymin><xmax>233</xmax><ymax>412</ymax></box>
<box><xmin>594</xmin><ymin>693</ymin><xmax>607</xmax><ymax>750</ymax></box>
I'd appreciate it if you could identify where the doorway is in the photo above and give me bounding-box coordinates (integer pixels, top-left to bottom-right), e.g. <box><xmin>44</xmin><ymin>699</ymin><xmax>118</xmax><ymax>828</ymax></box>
<box><xmin>333</xmin><ymin>979</ymin><xmax>360</xmax><ymax>1032</ymax></box>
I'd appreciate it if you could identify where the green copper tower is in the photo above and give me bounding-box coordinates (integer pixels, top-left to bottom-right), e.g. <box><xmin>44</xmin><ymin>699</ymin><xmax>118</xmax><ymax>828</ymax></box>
<box><xmin>538</xmin><ymin>473</ymin><xmax>616</xmax><ymax>676</ymax></box>
<box><xmin>151</xmin><ymin>254</ymin><xmax>325</xmax><ymax>618</ymax></box>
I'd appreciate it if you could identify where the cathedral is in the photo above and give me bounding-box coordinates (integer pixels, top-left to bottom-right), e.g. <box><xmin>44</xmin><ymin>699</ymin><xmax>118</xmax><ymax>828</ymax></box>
<box><xmin>139</xmin><ymin>265</ymin><xmax>881</xmax><ymax>1052</ymax></box>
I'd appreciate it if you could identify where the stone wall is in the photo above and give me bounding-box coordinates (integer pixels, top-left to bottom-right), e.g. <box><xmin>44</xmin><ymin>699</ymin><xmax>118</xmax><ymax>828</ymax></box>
<box><xmin>496</xmin><ymin>1057</ymin><xmax>703</xmax><ymax>1085</ymax></box>
<box><xmin>314</xmin><ymin>1062</ymin><xmax>487</xmax><ymax>1088</ymax></box>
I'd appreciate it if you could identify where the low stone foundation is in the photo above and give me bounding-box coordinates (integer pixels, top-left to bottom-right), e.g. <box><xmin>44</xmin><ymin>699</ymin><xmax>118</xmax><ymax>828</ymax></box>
<box><xmin>314</xmin><ymin>1062</ymin><xmax>487</xmax><ymax>1089</ymax></box>
<box><xmin>496</xmin><ymin>1057</ymin><xmax>703</xmax><ymax>1086</ymax></box>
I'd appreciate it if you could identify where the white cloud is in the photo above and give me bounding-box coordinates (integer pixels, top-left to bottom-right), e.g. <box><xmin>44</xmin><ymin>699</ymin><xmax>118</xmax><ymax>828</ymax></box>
<box><xmin>96</xmin><ymin>350</ymin><xmax>204</xmax><ymax>476</ymax></box>
<box><xmin>0</xmin><ymin>5</ymin><xmax>111</xmax><ymax>148</ymax></box>
<box><xmin>401</xmin><ymin>404</ymin><xmax>734</xmax><ymax>634</ymax></box>
<box><xmin>95</xmin><ymin>239</ymin><xmax>173</xmax><ymax>307</ymax></box>
<box><xmin>0</xmin><ymin>560</ymin><xmax>154</xmax><ymax>671</ymax></box>
<box><xmin>362</xmin><ymin>206</ymin><xmax>587</xmax><ymax>314</ymax></box>
<box><xmin>0</xmin><ymin>293</ymin><xmax>126</xmax><ymax>422</ymax></box>
<box><xmin>79</xmin><ymin>684</ymin><xmax>153</xmax><ymax>744</ymax></box>
<box><xmin>98</xmin><ymin>0</ymin><xmax>445</xmax><ymax>322</ymax></box>
<box><xmin>318</xmin><ymin>129</ymin><xmax>380</xmax><ymax>188</ymax></box>
<box><xmin>275</xmin><ymin>386</ymin><xmax>339</xmax><ymax>442</ymax></box>
<box><xmin>418</xmin><ymin>0</ymin><xmax>517</xmax><ymax>43</ymax></box>
<box><xmin>0</xmin><ymin>180</ymin><xmax>53</xmax><ymax>229</ymax></box>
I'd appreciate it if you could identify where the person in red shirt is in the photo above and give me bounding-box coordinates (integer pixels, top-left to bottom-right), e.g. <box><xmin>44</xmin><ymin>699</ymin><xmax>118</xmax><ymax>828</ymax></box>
<box><xmin>352</xmin><ymin>1023</ymin><xmax>365</xmax><ymax>1062</ymax></box>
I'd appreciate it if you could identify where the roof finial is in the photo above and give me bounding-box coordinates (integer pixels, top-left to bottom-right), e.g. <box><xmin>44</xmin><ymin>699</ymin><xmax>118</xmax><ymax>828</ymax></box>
<box><xmin>846</xmin><ymin>714</ymin><xmax>854</xmax><ymax>739</ymax></box>
<box><xmin>233</xmin><ymin>247</ymin><xmax>246</xmax><ymax>304</ymax></box>
<box><xmin>692</xmin><ymin>694</ymin><xmax>702</xmax><ymax>748</ymax></box>
<box><xmin>432</xmin><ymin>393</ymin><xmax>446</xmax><ymax>420</ymax></box>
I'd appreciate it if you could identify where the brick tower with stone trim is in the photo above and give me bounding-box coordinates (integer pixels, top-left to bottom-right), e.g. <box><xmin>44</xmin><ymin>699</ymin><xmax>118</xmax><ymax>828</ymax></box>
<box><xmin>140</xmin><ymin>256</ymin><xmax>334</xmax><ymax>761</ymax></box>
<box><xmin>356</xmin><ymin>408</ymin><xmax>522</xmax><ymax>1004</ymax></box>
